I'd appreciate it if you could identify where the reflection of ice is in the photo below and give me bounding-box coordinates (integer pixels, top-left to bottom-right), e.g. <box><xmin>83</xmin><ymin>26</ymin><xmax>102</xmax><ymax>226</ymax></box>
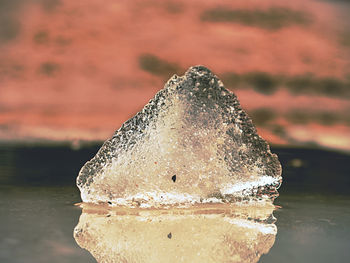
<box><xmin>74</xmin><ymin>203</ymin><xmax>277</xmax><ymax>263</ymax></box>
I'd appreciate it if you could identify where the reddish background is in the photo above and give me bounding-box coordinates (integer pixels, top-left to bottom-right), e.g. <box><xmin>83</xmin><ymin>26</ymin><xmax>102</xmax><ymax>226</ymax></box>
<box><xmin>0</xmin><ymin>0</ymin><xmax>349</xmax><ymax>152</ymax></box>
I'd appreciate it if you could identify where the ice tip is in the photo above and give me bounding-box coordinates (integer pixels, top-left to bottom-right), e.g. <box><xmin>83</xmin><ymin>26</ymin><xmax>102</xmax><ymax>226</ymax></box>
<box><xmin>185</xmin><ymin>65</ymin><xmax>216</xmax><ymax>77</ymax></box>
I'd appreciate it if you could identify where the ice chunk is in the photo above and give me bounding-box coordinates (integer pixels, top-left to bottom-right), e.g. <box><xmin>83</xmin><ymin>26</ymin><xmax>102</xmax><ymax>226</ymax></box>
<box><xmin>74</xmin><ymin>203</ymin><xmax>277</xmax><ymax>263</ymax></box>
<box><xmin>77</xmin><ymin>66</ymin><xmax>282</xmax><ymax>206</ymax></box>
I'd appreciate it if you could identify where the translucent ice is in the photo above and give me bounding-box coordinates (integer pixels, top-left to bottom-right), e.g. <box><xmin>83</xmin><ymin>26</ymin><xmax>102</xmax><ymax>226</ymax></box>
<box><xmin>77</xmin><ymin>66</ymin><xmax>282</xmax><ymax>206</ymax></box>
<box><xmin>74</xmin><ymin>203</ymin><xmax>276</xmax><ymax>263</ymax></box>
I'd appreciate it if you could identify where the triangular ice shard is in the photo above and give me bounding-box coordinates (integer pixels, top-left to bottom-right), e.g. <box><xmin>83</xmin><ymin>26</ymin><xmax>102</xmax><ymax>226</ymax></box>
<box><xmin>77</xmin><ymin>66</ymin><xmax>282</xmax><ymax>207</ymax></box>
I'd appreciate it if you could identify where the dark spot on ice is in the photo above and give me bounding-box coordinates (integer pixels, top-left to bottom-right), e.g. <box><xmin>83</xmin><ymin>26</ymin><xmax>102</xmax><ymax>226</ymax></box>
<box><xmin>172</xmin><ymin>175</ymin><xmax>176</xmax><ymax>182</ymax></box>
<box><xmin>167</xmin><ymin>232</ymin><xmax>172</xmax><ymax>239</ymax></box>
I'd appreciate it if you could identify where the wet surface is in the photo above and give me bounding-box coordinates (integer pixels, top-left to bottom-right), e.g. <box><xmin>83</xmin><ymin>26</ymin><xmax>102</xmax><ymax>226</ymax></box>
<box><xmin>0</xmin><ymin>145</ymin><xmax>350</xmax><ymax>262</ymax></box>
<box><xmin>261</xmin><ymin>194</ymin><xmax>350</xmax><ymax>263</ymax></box>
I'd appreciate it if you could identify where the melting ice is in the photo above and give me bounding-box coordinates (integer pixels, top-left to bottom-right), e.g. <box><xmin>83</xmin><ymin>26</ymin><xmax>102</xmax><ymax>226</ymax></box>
<box><xmin>77</xmin><ymin>66</ymin><xmax>282</xmax><ymax>207</ymax></box>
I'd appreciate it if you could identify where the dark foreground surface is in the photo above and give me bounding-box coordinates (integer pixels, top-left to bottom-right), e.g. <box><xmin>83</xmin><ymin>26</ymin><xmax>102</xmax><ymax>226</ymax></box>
<box><xmin>0</xmin><ymin>144</ymin><xmax>350</xmax><ymax>263</ymax></box>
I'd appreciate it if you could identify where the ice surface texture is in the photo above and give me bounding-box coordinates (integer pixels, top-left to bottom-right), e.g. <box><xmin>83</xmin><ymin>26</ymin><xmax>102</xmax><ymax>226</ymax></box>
<box><xmin>77</xmin><ymin>66</ymin><xmax>282</xmax><ymax>206</ymax></box>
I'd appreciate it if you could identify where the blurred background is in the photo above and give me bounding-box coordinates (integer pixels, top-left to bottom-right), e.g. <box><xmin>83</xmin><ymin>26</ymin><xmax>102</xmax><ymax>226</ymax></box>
<box><xmin>0</xmin><ymin>0</ymin><xmax>350</xmax><ymax>152</ymax></box>
<box><xmin>1</xmin><ymin>2</ymin><xmax>350</xmax><ymax>262</ymax></box>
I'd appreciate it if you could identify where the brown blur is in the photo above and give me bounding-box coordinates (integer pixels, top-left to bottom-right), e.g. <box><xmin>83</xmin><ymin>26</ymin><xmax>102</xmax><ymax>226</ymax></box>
<box><xmin>0</xmin><ymin>0</ymin><xmax>349</xmax><ymax>151</ymax></box>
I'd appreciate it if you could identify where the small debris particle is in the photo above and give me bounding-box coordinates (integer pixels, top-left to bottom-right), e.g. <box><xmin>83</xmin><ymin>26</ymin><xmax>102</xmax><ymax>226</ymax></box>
<box><xmin>167</xmin><ymin>232</ymin><xmax>172</xmax><ymax>239</ymax></box>
<box><xmin>171</xmin><ymin>175</ymin><xmax>176</xmax><ymax>182</ymax></box>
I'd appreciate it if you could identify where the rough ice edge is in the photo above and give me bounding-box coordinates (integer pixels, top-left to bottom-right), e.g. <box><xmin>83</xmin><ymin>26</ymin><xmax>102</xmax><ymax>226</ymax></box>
<box><xmin>223</xmin><ymin>217</ymin><xmax>277</xmax><ymax>235</ymax></box>
<box><xmin>220</xmin><ymin>176</ymin><xmax>280</xmax><ymax>195</ymax></box>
